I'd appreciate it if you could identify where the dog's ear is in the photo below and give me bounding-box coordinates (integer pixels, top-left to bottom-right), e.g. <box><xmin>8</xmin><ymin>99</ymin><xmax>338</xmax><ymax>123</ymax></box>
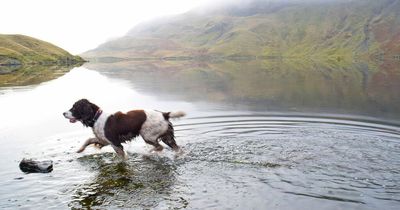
<box><xmin>81</xmin><ymin>102</ymin><xmax>95</xmax><ymax>120</ymax></box>
<box><xmin>80</xmin><ymin>104</ymin><xmax>94</xmax><ymax>127</ymax></box>
<box><xmin>80</xmin><ymin>100</ymin><xmax>100</xmax><ymax>127</ymax></box>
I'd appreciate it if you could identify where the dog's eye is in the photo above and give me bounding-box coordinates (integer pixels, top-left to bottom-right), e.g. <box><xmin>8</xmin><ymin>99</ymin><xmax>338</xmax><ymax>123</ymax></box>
<box><xmin>70</xmin><ymin>107</ymin><xmax>78</xmax><ymax>114</ymax></box>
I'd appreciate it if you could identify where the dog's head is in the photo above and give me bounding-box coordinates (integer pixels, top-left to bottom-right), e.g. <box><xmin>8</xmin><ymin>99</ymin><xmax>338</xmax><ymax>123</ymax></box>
<box><xmin>63</xmin><ymin>99</ymin><xmax>100</xmax><ymax>127</ymax></box>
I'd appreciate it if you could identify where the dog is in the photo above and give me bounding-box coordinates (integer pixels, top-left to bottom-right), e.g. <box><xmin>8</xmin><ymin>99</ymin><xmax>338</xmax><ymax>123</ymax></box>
<box><xmin>63</xmin><ymin>99</ymin><xmax>185</xmax><ymax>159</ymax></box>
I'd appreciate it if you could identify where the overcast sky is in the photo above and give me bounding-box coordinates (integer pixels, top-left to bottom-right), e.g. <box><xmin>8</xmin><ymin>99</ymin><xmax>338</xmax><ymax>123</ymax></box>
<box><xmin>1</xmin><ymin>0</ymin><xmax>212</xmax><ymax>54</ymax></box>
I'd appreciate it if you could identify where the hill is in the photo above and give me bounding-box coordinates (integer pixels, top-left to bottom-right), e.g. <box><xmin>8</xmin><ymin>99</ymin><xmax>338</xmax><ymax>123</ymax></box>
<box><xmin>82</xmin><ymin>0</ymin><xmax>400</xmax><ymax>61</ymax></box>
<box><xmin>0</xmin><ymin>34</ymin><xmax>84</xmax><ymax>67</ymax></box>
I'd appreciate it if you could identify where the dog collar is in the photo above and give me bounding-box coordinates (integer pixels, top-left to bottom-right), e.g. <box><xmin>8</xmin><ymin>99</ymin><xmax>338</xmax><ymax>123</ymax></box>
<box><xmin>93</xmin><ymin>109</ymin><xmax>103</xmax><ymax>123</ymax></box>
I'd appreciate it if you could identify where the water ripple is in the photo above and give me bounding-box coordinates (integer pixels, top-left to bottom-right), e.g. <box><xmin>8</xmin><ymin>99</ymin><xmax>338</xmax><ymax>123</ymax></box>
<box><xmin>173</xmin><ymin>113</ymin><xmax>400</xmax><ymax>209</ymax></box>
<box><xmin>3</xmin><ymin>113</ymin><xmax>400</xmax><ymax>209</ymax></box>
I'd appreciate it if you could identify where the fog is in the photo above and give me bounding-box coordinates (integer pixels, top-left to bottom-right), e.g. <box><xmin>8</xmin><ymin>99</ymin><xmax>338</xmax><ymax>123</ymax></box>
<box><xmin>0</xmin><ymin>0</ymin><xmax>369</xmax><ymax>54</ymax></box>
<box><xmin>0</xmin><ymin>0</ymin><xmax>211</xmax><ymax>54</ymax></box>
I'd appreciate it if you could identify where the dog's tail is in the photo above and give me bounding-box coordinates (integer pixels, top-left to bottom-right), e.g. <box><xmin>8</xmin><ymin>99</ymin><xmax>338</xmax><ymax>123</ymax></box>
<box><xmin>164</xmin><ymin>111</ymin><xmax>186</xmax><ymax>120</ymax></box>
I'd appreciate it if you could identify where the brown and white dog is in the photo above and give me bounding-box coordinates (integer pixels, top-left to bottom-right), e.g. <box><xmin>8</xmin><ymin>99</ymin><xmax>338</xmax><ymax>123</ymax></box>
<box><xmin>63</xmin><ymin>99</ymin><xmax>185</xmax><ymax>159</ymax></box>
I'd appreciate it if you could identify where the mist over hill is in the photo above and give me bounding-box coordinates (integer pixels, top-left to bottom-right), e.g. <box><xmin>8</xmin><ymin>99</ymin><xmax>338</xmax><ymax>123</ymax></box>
<box><xmin>82</xmin><ymin>0</ymin><xmax>400</xmax><ymax>61</ymax></box>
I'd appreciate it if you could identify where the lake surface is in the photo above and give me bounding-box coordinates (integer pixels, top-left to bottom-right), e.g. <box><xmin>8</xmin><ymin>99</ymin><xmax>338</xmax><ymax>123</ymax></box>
<box><xmin>0</xmin><ymin>60</ymin><xmax>399</xmax><ymax>209</ymax></box>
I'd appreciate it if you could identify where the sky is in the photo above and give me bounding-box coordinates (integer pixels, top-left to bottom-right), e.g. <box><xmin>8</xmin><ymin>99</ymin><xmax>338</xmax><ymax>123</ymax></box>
<box><xmin>0</xmin><ymin>0</ymin><xmax>212</xmax><ymax>54</ymax></box>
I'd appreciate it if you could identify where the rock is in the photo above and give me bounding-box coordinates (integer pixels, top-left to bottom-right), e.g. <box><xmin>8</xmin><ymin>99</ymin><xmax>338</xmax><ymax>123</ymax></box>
<box><xmin>19</xmin><ymin>158</ymin><xmax>53</xmax><ymax>173</ymax></box>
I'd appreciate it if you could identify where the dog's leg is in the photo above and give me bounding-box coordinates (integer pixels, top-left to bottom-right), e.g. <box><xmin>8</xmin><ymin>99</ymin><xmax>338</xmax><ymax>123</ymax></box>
<box><xmin>77</xmin><ymin>137</ymin><xmax>100</xmax><ymax>153</ymax></box>
<box><xmin>160</xmin><ymin>134</ymin><xmax>180</xmax><ymax>152</ymax></box>
<box><xmin>143</xmin><ymin>139</ymin><xmax>164</xmax><ymax>152</ymax></box>
<box><xmin>93</xmin><ymin>138</ymin><xmax>110</xmax><ymax>149</ymax></box>
<box><xmin>111</xmin><ymin>144</ymin><xmax>127</xmax><ymax>160</ymax></box>
<box><xmin>160</xmin><ymin>122</ymin><xmax>181</xmax><ymax>152</ymax></box>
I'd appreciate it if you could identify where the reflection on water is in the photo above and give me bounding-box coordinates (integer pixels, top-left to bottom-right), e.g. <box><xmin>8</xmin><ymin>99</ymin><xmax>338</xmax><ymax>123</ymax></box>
<box><xmin>86</xmin><ymin>59</ymin><xmax>400</xmax><ymax>119</ymax></box>
<box><xmin>0</xmin><ymin>60</ymin><xmax>399</xmax><ymax>210</ymax></box>
<box><xmin>70</xmin><ymin>153</ymin><xmax>184</xmax><ymax>209</ymax></box>
<box><xmin>0</xmin><ymin>65</ymin><xmax>76</xmax><ymax>87</ymax></box>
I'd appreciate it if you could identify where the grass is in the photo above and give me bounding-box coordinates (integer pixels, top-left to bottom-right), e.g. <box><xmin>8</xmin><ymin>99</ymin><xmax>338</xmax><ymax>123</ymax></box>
<box><xmin>82</xmin><ymin>0</ymin><xmax>400</xmax><ymax>62</ymax></box>
<box><xmin>0</xmin><ymin>34</ymin><xmax>84</xmax><ymax>66</ymax></box>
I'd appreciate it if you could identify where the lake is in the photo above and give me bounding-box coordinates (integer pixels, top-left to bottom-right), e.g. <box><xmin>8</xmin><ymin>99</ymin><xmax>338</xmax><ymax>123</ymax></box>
<box><xmin>0</xmin><ymin>59</ymin><xmax>399</xmax><ymax>209</ymax></box>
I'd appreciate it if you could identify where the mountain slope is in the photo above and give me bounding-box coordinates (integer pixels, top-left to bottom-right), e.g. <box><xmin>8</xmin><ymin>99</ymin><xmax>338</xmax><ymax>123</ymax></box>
<box><xmin>0</xmin><ymin>34</ymin><xmax>84</xmax><ymax>66</ymax></box>
<box><xmin>83</xmin><ymin>0</ymin><xmax>400</xmax><ymax>60</ymax></box>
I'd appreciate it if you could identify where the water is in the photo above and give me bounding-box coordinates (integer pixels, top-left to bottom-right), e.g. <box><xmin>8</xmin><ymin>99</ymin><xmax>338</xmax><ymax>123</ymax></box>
<box><xmin>0</xmin><ymin>60</ymin><xmax>399</xmax><ymax>209</ymax></box>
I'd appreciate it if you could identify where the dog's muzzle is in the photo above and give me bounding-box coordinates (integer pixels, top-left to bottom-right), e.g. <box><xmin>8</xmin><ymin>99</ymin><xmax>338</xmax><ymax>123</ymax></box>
<box><xmin>63</xmin><ymin>111</ymin><xmax>77</xmax><ymax>123</ymax></box>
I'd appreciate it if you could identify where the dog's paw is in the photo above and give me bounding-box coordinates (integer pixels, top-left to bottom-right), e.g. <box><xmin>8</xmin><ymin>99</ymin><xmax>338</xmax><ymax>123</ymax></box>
<box><xmin>149</xmin><ymin>146</ymin><xmax>164</xmax><ymax>153</ymax></box>
<box><xmin>173</xmin><ymin>148</ymin><xmax>185</xmax><ymax>158</ymax></box>
<box><xmin>76</xmin><ymin>147</ymin><xmax>85</xmax><ymax>153</ymax></box>
<box><xmin>93</xmin><ymin>143</ymin><xmax>104</xmax><ymax>149</ymax></box>
<box><xmin>123</xmin><ymin>154</ymin><xmax>128</xmax><ymax>161</ymax></box>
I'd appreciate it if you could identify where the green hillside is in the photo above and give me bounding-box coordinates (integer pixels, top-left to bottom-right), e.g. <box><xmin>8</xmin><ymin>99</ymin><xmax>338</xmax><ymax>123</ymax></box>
<box><xmin>0</xmin><ymin>34</ymin><xmax>84</xmax><ymax>67</ymax></box>
<box><xmin>83</xmin><ymin>0</ymin><xmax>400</xmax><ymax>61</ymax></box>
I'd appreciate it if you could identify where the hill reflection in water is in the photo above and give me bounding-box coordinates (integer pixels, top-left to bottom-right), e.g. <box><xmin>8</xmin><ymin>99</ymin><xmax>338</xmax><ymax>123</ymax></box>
<box><xmin>85</xmin><ymin>59</ymin><xmax>400</xmax><ymax>120</ymax></box>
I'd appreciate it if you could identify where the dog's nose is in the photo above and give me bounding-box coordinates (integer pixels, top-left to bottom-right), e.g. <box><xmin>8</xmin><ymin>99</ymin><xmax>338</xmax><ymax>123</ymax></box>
<box><xmin>63</xmin><ymin>112</ymin><xmax>67</xmax><ymax>116</ymax></box>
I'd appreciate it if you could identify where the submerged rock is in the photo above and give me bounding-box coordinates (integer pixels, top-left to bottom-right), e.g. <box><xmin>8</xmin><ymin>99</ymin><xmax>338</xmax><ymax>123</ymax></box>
<box><xmin>19</xmin><ymin>158</ymin><xmax>53</xmax><ymax>173</ymax></box>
